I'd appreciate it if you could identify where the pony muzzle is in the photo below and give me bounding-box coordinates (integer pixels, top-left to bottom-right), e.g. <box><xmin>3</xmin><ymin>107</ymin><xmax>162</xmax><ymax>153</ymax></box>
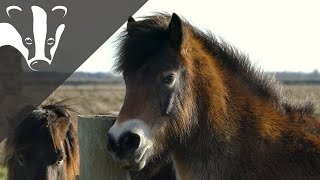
<box><xmin>107</xmin><ymin>119</ymin><xmax>152</xmax><ymax>170</ymax></box>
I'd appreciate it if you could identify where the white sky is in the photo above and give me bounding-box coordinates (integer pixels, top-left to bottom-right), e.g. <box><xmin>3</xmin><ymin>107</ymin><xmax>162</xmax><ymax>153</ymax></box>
<box><xmin>76</xmin><ymin>0</ymin><xmax>320</xmax><ymax>74</ymax></box>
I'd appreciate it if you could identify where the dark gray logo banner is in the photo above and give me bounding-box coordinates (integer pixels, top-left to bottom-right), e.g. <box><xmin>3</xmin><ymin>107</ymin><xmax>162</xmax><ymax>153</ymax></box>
<box><xmin>0</xmin><ymin>0</ymin><xmax>148</xmax><ymax>141</ymax></box>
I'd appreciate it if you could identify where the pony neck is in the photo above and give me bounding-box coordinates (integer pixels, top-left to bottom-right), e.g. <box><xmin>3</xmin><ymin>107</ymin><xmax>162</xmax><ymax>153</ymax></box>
<box><xmin>172</xmin><ymin>30</ymin><xmax>286</xmax><ymax>179</ymax></box>
<box><xmin>181</xmin><ymin>29</ymin><xmax>283</xmax><ymax>141</ymax></box>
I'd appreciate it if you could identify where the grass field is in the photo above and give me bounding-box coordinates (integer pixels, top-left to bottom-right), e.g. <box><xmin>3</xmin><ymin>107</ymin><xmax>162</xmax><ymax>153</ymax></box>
<box><xmin>1</xmin><ymin>84</ymin><xmax>320</xmax><ymax>180</ymax></box>
<box><xmin>282</xmin><ymin>85</ymin><xmax>320</xmax><ymax>117</ymax></box>
<box><xmin>46</xmin><ymin>84</ymin><xmax>320</xmax><ymax>117</ymax></box>
<box><xmin>46</xmin><ymin>84</ymin><xmax>126</xmax><ymax>115</ymax></box>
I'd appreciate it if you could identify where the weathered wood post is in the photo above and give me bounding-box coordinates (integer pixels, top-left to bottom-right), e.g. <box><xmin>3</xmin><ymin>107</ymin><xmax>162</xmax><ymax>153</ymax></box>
<box><xmin>78</xmin><ymin>114</ymin><xmax>131</xmax><ymax>180</ymax></box>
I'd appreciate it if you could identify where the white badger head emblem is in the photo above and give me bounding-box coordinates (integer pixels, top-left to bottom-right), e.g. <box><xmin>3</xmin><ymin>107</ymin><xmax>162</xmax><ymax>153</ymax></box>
<box><xmin>0</xmin><ymin>5</ymin><xmax>67</xmax><ymax>71</ymax></box>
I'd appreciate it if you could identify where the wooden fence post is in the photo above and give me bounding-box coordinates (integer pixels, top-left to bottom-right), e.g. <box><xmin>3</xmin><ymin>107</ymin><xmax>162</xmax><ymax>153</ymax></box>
<box><xmin>78</xmin><ymin>114</ymin><xmax>131</xmax><ymax>180</ymax></box>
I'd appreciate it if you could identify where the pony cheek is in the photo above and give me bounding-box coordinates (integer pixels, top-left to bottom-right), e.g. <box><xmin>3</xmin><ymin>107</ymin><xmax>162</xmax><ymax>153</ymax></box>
<box><xmin>160</xmin><ymin>92</ymin><xmax>174</xmax><ymax>116</ymax></box>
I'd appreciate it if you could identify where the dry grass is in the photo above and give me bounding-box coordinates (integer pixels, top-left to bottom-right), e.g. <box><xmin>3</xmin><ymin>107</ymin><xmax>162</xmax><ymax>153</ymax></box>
<box><xmin>46</xmin><ymin>84</ymin><xmax>126</xmax><ymax>115</ymax></box>
<box><xmin>282</xmin><ymin>85</ymin><xmax>320</xmax><ymax>117</ymax></box>
<box><xmin>47</xmin><ymin>84</ymin><xmax>320</xmax><ymax>117</ymax></box>
<box><xmin>0</xmin><ymin>84</ymin><xmax>319</xmax><ymax>180</ymax></box>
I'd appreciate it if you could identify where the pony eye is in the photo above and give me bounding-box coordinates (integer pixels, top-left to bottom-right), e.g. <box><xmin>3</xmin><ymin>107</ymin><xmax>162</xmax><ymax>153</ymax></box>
<box><xmin>162</xmin><ymin>74</ymin><xmax>176</xmax><ymax>86</ymax></box>
<box><xmin>25</xmin><ymin>37</ymin><xmax>33</xmax><ymax>45</ymax></box>
<box><xmin>47</xmin><ymin>38</ymin><xmax>55</xmax><ymax>46</ymax></box>
<box><xmin>57</xmin><ymin>158</ymin><xmax>63</xmax><ymax>165</ymax></box>
<box><xmin>54</xmin><ymin>156</ymin><xmax>64</xmax><ymax>165</ymax></box>
<box><xmin>55</xmin><ymin>151</ymin><xmax>65</xmax><ymax>165</ymax></box>
<box><xmin>16</xmin><ymin>152</ymin><xmax>25</xmax><ymax>166</ymax></box>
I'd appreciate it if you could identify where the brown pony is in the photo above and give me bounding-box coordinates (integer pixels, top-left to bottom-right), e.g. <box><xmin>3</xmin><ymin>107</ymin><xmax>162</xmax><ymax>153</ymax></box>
<box><xmin>3</xmin><ymin>101</ymin><xmax>79</xmax><ymax>180</ymax></box>
<box><xmin>107</xmin><ymin>13</ymin><xmax>320</xmax><ymax>179</ymax></box>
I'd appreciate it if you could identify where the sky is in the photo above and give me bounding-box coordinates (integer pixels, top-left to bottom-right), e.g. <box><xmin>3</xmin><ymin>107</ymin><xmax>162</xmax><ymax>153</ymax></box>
<box><xmin>76</xmin><ymin>0</ymin><xmax>320</xmax><ymax>74</ymax></box>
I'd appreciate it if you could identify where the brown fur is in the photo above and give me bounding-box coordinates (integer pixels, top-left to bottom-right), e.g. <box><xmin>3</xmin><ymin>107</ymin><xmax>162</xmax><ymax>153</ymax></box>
<box><xmin>3</xmin><ymin>101</ymin><xmax>79</xmax><ymax>180</ymax></box>
<box><xmin>115</xmin><ymin>13</ymin><xmax>320</xmax><ymax>179</ymax></box>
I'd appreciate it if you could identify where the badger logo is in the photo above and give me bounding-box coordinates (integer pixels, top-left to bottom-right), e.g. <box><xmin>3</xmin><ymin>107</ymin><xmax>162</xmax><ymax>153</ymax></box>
<box><xmin>0</xmin><ymin>5</ymin><xmax>67</xmax><ymax>71</ymax></box>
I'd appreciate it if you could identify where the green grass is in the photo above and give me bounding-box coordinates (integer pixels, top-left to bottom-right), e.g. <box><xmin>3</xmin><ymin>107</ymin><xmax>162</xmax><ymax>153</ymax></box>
<box><xmin>0</xmin><ymin>167</ymin><xmax>7</xmax><ymax>180</ymax></box>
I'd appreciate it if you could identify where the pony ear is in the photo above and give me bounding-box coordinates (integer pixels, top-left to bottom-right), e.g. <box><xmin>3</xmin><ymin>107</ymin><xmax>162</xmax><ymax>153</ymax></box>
<box><xmin>127</xmin><ymin>16</ymin><xmax>136</xmax><ymax>35</ymax></box>
<box><xmin>168</xmin><ymin>13</ymin><xmax>183</xmax><ymax>50</ymax></box>
<box><xmin>128</xmin><ymin>16</ymin><xmax>136</xmax><ymax>23</ymax></box>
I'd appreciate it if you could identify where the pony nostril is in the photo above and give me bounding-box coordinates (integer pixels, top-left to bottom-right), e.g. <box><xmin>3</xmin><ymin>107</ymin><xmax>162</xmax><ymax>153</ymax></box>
<box><xmin>120</xmin><ymin>131</ymin><xmax>141</xmax><ymax>153</ymax></box>
<box><xmin>107</xmin><ymin>133</ymin><xmax>117</xmax><ymax>152</ymax></box>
